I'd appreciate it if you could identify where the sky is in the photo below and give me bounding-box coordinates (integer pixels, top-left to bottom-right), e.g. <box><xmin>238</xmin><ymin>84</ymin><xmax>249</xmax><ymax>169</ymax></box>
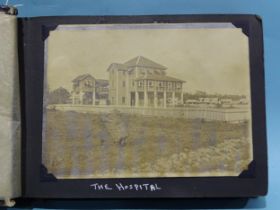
<box><xmin>46</xmin><ymin>23</ymin><xmax>250</xmax><ymax>95</ymax></box>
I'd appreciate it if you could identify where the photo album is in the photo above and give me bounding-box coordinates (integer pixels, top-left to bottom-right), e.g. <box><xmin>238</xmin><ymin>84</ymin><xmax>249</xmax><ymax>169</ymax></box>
<box><xmin>0</xmin><ymin>6</ymin><xmax>268</xmax><ymax>207</ymax></box>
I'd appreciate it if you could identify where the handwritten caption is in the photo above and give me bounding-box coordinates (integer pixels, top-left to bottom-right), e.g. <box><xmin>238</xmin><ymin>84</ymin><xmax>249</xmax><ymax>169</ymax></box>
<box><xmin>90</xmin><ymin>182</ymin><xmax>162</xmax><ymax>192</ymax></box>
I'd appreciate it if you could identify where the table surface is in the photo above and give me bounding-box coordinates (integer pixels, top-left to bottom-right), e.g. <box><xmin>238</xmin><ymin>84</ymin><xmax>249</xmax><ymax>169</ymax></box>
<box><xmin>2</xmin><ymin>0</ymin><xmax>279</xmax><ymax>209</ymax></box>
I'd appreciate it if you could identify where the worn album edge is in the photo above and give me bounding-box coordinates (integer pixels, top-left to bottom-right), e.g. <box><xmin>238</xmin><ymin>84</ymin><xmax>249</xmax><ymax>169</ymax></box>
<box><xmin>0</xmin><ymin>5</ymin><xmax>21</xmax><ymax>207</ymax></box>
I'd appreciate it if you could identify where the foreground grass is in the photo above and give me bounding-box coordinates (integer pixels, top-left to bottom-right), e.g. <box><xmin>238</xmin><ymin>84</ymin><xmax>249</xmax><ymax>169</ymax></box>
<box><xmin>42</xmin><ymin>110</ymin><xmax>252</xmax><ymax>178</ymax></box>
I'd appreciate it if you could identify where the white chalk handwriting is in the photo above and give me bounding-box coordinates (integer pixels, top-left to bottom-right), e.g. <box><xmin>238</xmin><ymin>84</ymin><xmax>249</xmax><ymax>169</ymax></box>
<box><xmin>90</xmin><ymin>182</ymin><xmax>162</xmax><ymax>192</ymax></box>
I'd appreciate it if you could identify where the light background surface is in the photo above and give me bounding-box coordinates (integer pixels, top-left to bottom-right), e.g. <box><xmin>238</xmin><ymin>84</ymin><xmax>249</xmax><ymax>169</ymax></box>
<box><xmin>1</xmin><ymin>0</ymin><xmax>279</xmax><ymax>209</ymax></box>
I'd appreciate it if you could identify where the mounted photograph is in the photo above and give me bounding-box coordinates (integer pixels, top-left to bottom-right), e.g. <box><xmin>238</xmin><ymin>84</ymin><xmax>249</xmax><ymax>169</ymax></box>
<box><xmin>42</xmin><ymin>23</ymin><xmax>253</xmax><ymax>179</ymax></box>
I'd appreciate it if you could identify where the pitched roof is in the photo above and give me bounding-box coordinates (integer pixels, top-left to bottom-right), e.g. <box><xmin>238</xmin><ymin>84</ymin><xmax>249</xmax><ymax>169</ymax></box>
<box><xmin>124</xmin><ymin>56</ymin><xmax>167</xmax><ymax>70</ymax></box>
<box><xmin>72</xmin><ymin>74</ymin><xmax>95</xmax><ymax>82</ymax></box>
<box><xmin>109</xmin><ymin>63</ymin><xmax>128</xmax><ymax>70</ymax></box>
<box><xmin>134</xmin><ymin>74</ymin><xmax>185</xmax><ymax>82</ymax></box>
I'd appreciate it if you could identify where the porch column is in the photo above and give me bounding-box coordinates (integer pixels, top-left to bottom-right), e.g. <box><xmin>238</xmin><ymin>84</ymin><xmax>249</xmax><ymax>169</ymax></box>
<box><xmin>72</xmin><ymin>93</ymin><xmax>75</xmax><ymax>104</ymax></box>
<box><xmin>144</xmin><ymin>90</ymin><xmax>148</xmax><ymax>107</ymax></box>
<box><xmin>79</xmin><ymin>91</ymin><xmax>83</xmax><ymax>104</ymax></box>
<box><xmin>154</xmin><ymin>91</ymin><xmax>158</xmax><ymax>108</ymax></box>
<box><xmin>144</xmin><ymin>80</ymin><xmax>148</xmax><ymax>107</ymax></box>
<box><xmin>92</xmin><ymin>88</ymin><xmax>96</xmax><ymax>105</ymax></box>
<box><xmin>116</xmin><ymin>70</ymin><xmax>119</xmax><ymax>105</ymax></box>
<box><xmin>181</xmin><ymin>91</ymin><xmax>184</xmax><ymax>104</ymax></box>
<box><xmin>172</xmin><ymin>91</ymin><xmax>175</xmax><ymax>107</ymax></box>
<box><xmin>135</xmin><ymin>91</ymin><xmax>139</xmax><ymax>107</ymax></box>
<box><xmin>126</xmin><ymin>71</ymin><xmax>129</xmax><ymax>106</ymax></box>
<box><xmin>163</xmin><ymin>91</ymin><xmax>167</xmax><ymax>108</ymax></box>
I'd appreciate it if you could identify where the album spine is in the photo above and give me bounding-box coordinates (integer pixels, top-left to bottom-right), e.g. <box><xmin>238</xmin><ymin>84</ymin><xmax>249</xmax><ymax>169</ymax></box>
<box><xmin>0</xmin><ymin>5</ymin><xmax>21</xmax><ymax>207</ymax></box>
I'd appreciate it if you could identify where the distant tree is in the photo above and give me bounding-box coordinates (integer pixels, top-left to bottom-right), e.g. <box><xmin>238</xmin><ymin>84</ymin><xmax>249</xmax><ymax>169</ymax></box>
<box><xmin>48</xmin><ymin>87</ymin><xmax>71</xmax><ymax>104</ymax></box>
<box><xmin>195</xmin><ymin>90</ymin><xmax>207</xmax><ymax>96</ymax></box>
<box><xmin>183</xmin><ymin>91</ymin><xmax>246</xmax><ymax>103</ymax></box>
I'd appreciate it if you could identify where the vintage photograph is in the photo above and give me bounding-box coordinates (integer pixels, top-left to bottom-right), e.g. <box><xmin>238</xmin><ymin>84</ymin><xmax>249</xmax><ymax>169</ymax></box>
<box><xmin>42</xmin><ymin>23</ymin><xmax>253</xmax><ymax>179</ymax></box>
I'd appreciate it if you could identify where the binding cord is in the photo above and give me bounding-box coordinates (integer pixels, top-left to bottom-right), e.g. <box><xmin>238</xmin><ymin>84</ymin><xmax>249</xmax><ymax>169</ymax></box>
<box><xmin>0</xmin><ymin>198</ymin><xmax>16</xmax><ymax>207</ymax></box>
<box><xmin>0</xmin><ymin>4</ymin><xmax>18</xmax><ymax>15</ymax></box>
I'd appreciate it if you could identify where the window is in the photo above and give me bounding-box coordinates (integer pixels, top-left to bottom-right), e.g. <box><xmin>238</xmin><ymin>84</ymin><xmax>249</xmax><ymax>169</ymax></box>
<box><xmin>122</xmin><ymin>81</ymin><xmax>125</xmax><ymax>87</ymax></box>
<box><xmin>84</xmin><ymin>80</ymin><xmax>92</xmax><ymax>87</ymax></box>
<box><xmin>122</xmin><ymin>97</ymin><xmax>126</xmax><ymax>104</ymax></box>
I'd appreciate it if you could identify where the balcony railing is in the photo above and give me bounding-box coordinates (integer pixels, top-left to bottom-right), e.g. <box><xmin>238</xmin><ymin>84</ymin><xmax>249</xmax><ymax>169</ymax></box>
<box><xmin>135</xmin><ymin>86</ymin><xmax>182</xmax><ymax>92</ymax></box>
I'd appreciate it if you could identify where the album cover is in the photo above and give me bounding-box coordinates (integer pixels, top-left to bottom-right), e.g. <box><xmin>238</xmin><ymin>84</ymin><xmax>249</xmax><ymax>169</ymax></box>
<box><xmin>0</xmin><ymin>11</ymin><xmax>268</xmax><ymax>205</ymax></box>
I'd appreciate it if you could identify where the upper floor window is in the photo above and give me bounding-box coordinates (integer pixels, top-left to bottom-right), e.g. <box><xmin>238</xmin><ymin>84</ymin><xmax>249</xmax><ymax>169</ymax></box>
<box><xmin>111</xmin><ymin>78</ymin><xmax>114</xmax><ymax>87</ymax></box>
<box><xmin>122</xmin><ymin>81</ymin><xmax>126</xmax><ymax>87</ymax></box>
<box><xmin>140</xmin><ymin>70</ymin><xmax>145</xmax><ymax>75</ymax></box>
<box><xmin>84</xmin><ymin>80</ymin><xmax>93</xmax><ymax>87</ymax></box>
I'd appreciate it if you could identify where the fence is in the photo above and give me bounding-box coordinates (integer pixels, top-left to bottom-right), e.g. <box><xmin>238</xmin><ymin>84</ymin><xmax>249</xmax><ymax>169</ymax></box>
<box><xmin>50</xmin><ymin>104</ymin><xmax>250</xmax><ymax>122</ymax></box>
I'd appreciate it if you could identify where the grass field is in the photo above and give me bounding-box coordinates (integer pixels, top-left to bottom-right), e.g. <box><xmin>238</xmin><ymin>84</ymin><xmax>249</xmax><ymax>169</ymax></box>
<box><xmin>42</xmin><ymin>110</ymin><xmax>252</xmax><ymax>178</ymax></box>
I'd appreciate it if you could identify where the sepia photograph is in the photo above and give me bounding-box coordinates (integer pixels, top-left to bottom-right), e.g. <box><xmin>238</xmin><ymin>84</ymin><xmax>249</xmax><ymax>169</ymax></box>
<box><xmin>42</xmin><ymin>23</ymin><xmax>253</xmax><ymax>179</ymax></box>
